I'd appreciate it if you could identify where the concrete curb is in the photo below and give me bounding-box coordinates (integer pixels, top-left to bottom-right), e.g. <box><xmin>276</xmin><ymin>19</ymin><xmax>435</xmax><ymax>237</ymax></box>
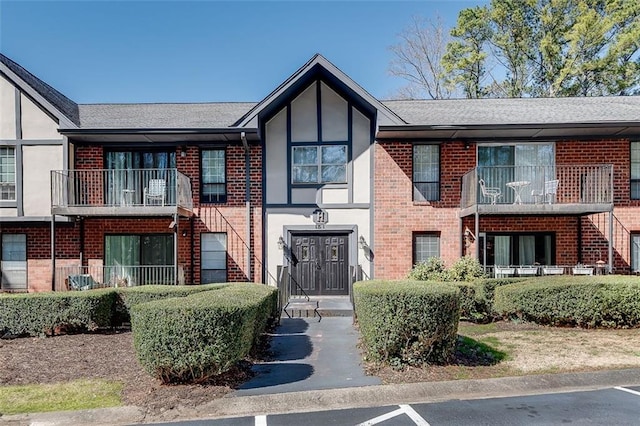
<box><xmin>5</xmin><ymin>368</ymin><xmax>639</xmax><ymax>425</ymax></box>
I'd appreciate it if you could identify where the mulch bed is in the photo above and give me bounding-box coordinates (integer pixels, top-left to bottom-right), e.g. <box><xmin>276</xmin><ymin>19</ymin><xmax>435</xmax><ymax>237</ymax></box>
<box><xmin>0</xmin><ymin>329</ymin><xmax>254</xmax><ymax>415</ymax></box>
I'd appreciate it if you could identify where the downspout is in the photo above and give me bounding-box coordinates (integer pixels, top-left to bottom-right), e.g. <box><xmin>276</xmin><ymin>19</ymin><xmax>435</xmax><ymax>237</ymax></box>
<box><xmin>242</xmin><ymin>132</ymin><xmax>252</xmax><ymax>282</ymax></box>
<box><xmin>173</xmin><ymin>213</ymin><xmax>179</xmax><ymax>285</ymax></box>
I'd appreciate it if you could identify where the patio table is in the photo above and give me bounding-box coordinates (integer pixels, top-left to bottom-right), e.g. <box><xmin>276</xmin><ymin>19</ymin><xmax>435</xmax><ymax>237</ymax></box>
<box><xmin>506</xmin><ymin>180</ymin><xmax>530</xmax><ymax>204</ymax></box>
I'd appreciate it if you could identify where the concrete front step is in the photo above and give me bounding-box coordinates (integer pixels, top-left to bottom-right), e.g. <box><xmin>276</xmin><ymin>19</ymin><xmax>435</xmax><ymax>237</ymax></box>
<box><xmin>283</xmin><ymin>296</ymin><xmax>353</xmax><ymax>318</ymax></box>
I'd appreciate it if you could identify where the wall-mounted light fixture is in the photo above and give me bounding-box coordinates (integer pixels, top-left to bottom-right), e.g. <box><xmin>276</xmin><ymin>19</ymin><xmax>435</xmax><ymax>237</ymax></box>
<box><xmin>359</xmin><ymin>236</ymin><xmax>369</xmax><ymax>250</ymax></box>
<box><xmin>277</xmin><ymin>236</ymin><xmax>285</xmax><ymax>250</ymax></box>
<box><xmin>180</xmin><ymin>146</ymin><xmax>187</xmax><ymax>157</ymax></box>
<box><xmin>182</xmin><ymin>229</ymin><xmax>188</xmax><ymax>237</ymax></box>
<box><xmin>464</xmin><ymin>141</ymin><xmax>471</xmax><ymax>150</ymax></box>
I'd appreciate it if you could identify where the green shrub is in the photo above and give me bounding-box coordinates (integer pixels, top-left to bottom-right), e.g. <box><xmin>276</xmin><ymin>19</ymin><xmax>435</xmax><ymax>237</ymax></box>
<box><xmin>408</xmin><ymin>257</ymin><xmax>447</xmax><ymax>281</ymax></box>
<box><xmin>408</xmin><ymin>256</ymin><xmax>486</xmax><ymax>282</ymax></box>
<box><xmin>113</xmin><ymin>284</ymin><xmax>225</xmax><ymax>325</ymax></box>
<box><xmin>447</xmin><ymin>257</ymin><xmax>485</xmax><ymax>282</ymax></box>
<box><xmin>354</xmin><ymin>280</ymin><xmax>460</xmax><ymax>366</ymax></box>
<box><xmin>494</xmin><ymin>276</ymin><xmax>640</xmax><ymax>328</ymax></box>
<box><xmin>131</xmin><ymin>283</ymin><xmax>277</xmax><ymax>383</ymax></box>
<box><xmin>0</xmin><ymin>289</ymin><xmax>116</xmax><ymax>337</ymax></box>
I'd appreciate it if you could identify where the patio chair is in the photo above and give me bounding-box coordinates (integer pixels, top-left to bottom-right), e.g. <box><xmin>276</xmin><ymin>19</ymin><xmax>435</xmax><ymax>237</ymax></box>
<box><xmin>67</xmin><ymin>274</ymin><xmax>98</xmax><ymax>291</ymax></box>
<box><xmin>144</xmin><ymin>179</ymin><xmax>166</xmax><ymax>206</ymax></box>
<box><xmin>532</xmin><ymin>179</ymin><xmax>559</xmax><ymax>204</ymax></box>
<box><xmin>479</xmin><ymin>179</ymin><xmax>502</xmax><ymax>205</ymax></box>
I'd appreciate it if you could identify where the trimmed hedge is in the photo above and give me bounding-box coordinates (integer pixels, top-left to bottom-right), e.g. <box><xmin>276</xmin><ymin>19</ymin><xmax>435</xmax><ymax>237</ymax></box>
<box><xmin>113</xmin><ymin>284</ymin><xmax>225</xmax><ymax>325</ymax></box>
<box><xmin>453</xmin><ymin>278</ymin><xmax>527</xmax><ymax>323</ymax></box>
<box><xmin>130</xmin><ymin>283</ymin><xmax>277</xmax><ymax>383</ymax></box>
<box><xmin>354</xmin><ymin>280</ymin><xmax>460</xmax><ymax>366</ymax></box>
<box><xmin>494</xmin><ymin>276</ymin><xmax>640</xmax><ymax>328</ymax></box>
<box><xmin>0</xmin><ymin>289</ymin><xmax>116</xmax><ymax>337</ymax></box>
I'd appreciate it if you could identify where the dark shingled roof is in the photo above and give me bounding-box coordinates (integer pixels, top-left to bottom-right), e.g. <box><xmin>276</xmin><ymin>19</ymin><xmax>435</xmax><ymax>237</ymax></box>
<box><xmin>383</xmin><ymin>97</ymin><xmax>640</xmax><ymax>126</ymax></box>
<box><xmin>0</xmin><ymin>53</ymin><xmax>80</xmax><ymax>126</ymax></box>
<box><xmin>78</xmin><ymin>102</ymin><xmax>256</xmax><ymax>129</ymax></box>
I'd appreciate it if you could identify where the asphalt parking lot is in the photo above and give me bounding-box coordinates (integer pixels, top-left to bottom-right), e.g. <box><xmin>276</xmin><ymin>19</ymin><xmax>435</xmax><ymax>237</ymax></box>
<box><xmin>149</xmin><ymin>386</ymin><xmax>640</xmax><ymax>426</ymax></box>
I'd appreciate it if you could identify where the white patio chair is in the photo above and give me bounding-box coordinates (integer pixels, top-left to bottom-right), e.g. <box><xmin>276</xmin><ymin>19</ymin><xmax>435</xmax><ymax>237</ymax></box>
<box><xmin>532</xmin><ymin>179</ymin><xmax>559</xmax><ymax>204</ymax></box>
<box><xmin>144</xmin><ymin>179</ymin><xmax>166</xmax><ymax>206</ymax></box>
<box><xmin>479</xmin><ymin>179</ymin><xmax>502</xmax><ymax>205</ymax></box>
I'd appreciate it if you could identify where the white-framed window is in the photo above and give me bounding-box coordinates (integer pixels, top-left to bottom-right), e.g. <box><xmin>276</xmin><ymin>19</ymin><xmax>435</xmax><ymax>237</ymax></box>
<box><xmin>414</xmin><ymin>233</ymin><xmax>440</xmax><ymax>264</ymax></box>
<box><xmin>413</xmin><ymin>144</ymin><xmax>440</xmax><ymax>201</ymax></box>
<box><xmin>292</xmin><ymin>145</ymin><xmax>347</xmax><ymax>184</ymax></box>
<box><xmin>0</xmin><ymin>147</ymin><xmax>16</xmax><ymax>201</ymax></box>
<box><xmin>201</xmin><ymin>149</ymin><xmax>226</xmax><ymax>203</ymax></box>
<box><xmin>631</xmin><ymin>142</ymin><xmax>640</xmax><ymax>200</ymax></box>
<box><xmin>1</xmin><ymin>233</ymin><xmax>27</xmax><ymax>290</ymax></box>
<box><xmin>632</xmin><ymin>233</ymin><xmax>640</xmax><ymax>272</ymax></box>
<box><xmin>201</xmin><ymin>233</ymin><xmax>227</xmax><ymax>283</ymax></box>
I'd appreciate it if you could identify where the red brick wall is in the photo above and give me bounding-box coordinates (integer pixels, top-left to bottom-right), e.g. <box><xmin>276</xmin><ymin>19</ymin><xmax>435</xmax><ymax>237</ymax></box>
<box><xmin>374</xmin><ymin>141</ymin><xmax>475</xmax><ymax>279</ymax></box>
<box><xmin>374</xmin><ymin>138</ymin><xmax>639</xmax><ymax>278</ymax></box>
<box><xmin>73</xmin><ymin>143</ymin><xmax>263</xmax><ymax>284</ymax></box>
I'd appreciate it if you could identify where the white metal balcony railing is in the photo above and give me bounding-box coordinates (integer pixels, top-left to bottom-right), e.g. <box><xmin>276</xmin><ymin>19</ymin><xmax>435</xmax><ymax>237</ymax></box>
<box><xmin>461</xmin><ymin>165</ymin><xmax>613</xmax><ymax>209</ymax></box>
<box><xmin>51</xmin><ymin>168</ymin><xmax>193</xmax><ymax>213</ymax></box>
<box><xmin>55</xmin><ymin>264</ymin><xmax>185</xmax><ymax>291</ymax></box>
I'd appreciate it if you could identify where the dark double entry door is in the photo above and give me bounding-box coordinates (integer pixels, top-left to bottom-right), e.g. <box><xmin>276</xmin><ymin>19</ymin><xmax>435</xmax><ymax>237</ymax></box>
<box><xmin>290</xmin><ymin>234</ymin><xmax>349</xmax><ymax>296</ymax></box>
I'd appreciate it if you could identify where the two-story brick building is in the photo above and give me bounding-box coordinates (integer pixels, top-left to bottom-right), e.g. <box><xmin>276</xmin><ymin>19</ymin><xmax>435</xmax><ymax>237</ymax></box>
<box><xmin>1</xmin><ymin>53</ymin><xmax>639</xmax><ymax>294</ymax></box>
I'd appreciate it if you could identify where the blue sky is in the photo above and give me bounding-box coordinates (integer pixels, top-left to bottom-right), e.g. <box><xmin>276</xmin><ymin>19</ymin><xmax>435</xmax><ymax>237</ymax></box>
<box><xmin>1</xmin><ymin>1</ymin><xmax>485</xmax><ymax>104</ymax></box>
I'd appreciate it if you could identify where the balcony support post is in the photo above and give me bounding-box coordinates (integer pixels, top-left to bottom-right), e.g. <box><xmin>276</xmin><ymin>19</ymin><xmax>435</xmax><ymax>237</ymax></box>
<box><xmin>475</xmin><ymin>211</ymin><xmax>480</xmax><ymax>261</ymax></box>
<box><xmin>51</xmin><ymin>214</ymin><xmax>56</xmax><ymax>291</ymax></box>
<box><xmin>173</xmin><ymin>213</ymin><xmax>179</xmax><ymax>285</ymax></box>
<box><xmin>609</xmin><ymin>210</ymin><xmax>614</xmax><ymax>273</ymax></box>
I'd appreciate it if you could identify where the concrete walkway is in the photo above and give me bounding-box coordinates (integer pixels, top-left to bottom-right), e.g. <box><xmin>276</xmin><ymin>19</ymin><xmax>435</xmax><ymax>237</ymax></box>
<box><xmin>235</xmin><ymin>316</ymin><xmax>380</xmax><ymax>396</ymax></box>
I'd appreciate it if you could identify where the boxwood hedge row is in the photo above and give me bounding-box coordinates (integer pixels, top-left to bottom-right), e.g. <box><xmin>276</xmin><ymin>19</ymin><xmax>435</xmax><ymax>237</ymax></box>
<box><xmin>494</xmin><ymin>276</ymin><xmax>640</xmax><ymax>328</ymax></box>
<box><xmin>0</xmin><ymin>289</ymin><xmax>116</xmax><ymax>337</ymax></box>
<box><xmin>130</xmin><ymin>283</ymin><xmax>277</xmax><ymax>384</ymax></box>
<box><xmin>354</xmin><ymin>280</ymin><xmax>460</xmax><ymax>366</ymax></box>
<box><xmin>113</xmin><ymin>284</ymin><xmax>226</xmax><ymax>325</ymax></box>
<box><xmin>454</xmin><ymin>278</ymin><xmax>526</xmax><ymax>322</ymax></box>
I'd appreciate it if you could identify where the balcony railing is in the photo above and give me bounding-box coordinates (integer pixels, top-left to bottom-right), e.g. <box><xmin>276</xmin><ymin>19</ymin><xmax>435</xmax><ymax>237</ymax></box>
<box><xmin>54</xmin><ymin>264</ymin><xmax>186</xmax><ymax>291</ymax></box>
<box><xmin>51</xmin><ymin>168</ymin><xmax>193</xmax><ymax>216</ymax></box>
<box><xmin>461</xmin><ymin>164</ymin><xmax>613</xmax><ymax>214</ymax></box>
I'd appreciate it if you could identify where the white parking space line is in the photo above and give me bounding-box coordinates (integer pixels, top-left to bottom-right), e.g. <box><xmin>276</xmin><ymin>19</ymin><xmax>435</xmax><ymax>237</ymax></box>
<box><xmin>356</xmin><ymin>407</ymin><xmax>405</xmax><ymax>425</ymax></box>
<box><xmin>255</xmin><ymin>414</ymin><xmax>267</xmax><ymax>426</ymax></box>
<box><xmin>400</xmin><ymin>404</ymin><xmax>431</xmax><ymax>426</ymax></box>
<box><xmin>356</xmin><ymin>405</ymin><xmax>431</xmax><ymax>426</ymax></box>
<box><xmin>614</xmin><ymin>386</ymin><xmax>640</xmax><ymax>397</ymax></box>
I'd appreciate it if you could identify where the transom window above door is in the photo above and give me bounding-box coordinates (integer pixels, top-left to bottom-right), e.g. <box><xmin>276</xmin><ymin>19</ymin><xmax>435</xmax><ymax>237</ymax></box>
<box><xmin>292</xmin><ymin>145</ymin><xmax>347</xmax><ymax>184</ymax></box>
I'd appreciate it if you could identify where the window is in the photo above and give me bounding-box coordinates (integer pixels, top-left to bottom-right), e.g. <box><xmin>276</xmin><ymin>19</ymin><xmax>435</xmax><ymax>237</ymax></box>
<box><xmin>632</xmin><ymin>234</ymin><xmax>640</xmax><ymax>272</ymax></box>
<box><xmin>631</xmin><ymin>142</ymin><xmax>640</xmax><ymax>199</ymax></box>
<box><xmin>201</xmin><ymin>233</ymin><xmax>227</xmax><ymax>283</ymax></box>
<box><xmin>292</xmin><ymin>145</ymin><xmax>347</xmax><ymax>184</ymax></box>
<box><xmin>413</xmin><ymin>145</ymin><xmax>439</xmax><ymax>201</ymax></box>
<box><xmin>1</xmin><ymin>234</ymin><xmax>27</xmax><ymax>290</ymax></box>
<box><xmin>414</xmin><ymin>233</ymin><xmax>440</xmax><ymax>264</ymax></box>
<box><xmin>201</xmin><ymin>149</ymin><xmax>226</xmax><ymax>203</ymax></box>
<box><xmin>0</xmin><ymin>147</ymin><xmax>16</xmax><ymax>201</ymax></box>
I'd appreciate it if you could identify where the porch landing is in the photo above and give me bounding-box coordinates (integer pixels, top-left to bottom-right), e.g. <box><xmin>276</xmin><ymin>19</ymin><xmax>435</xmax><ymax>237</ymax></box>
<box><xmin>284</xmin><ymin>296</ymin><xmax>353</xmax><ymax>318</ymax></box>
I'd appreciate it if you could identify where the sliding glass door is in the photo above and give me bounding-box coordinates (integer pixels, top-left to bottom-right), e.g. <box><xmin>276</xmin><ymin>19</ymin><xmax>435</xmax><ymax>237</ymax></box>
<box><xmin>105</xmin><ymin>234</ymin><xmax>174</xmax><ymax>285</ymax></box>
<box><xmin>478</xmin><ymin>143</ymin><xmax>554</xmax><ymax>204</ymax></box>
<box><xmin>105</xmin><ymin>151</ymin><xmax>176</xmax><ymax>206</ymax></box>
<box><xmin>481</xmin><ymin>233</ymin><xmax>554</xmax><ymax>267</ymax></box>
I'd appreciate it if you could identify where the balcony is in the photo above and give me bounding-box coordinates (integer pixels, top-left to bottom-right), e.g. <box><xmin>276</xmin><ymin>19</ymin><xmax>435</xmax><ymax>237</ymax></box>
<box><xmin>460</xmin><ymin>164</ymin><xmax>613</xmax><ymax>217</ymax></box>
<box><xmin>51</xmin><ymin>169</ymin><xmax>193</xmax><ymax>217</ymax></box>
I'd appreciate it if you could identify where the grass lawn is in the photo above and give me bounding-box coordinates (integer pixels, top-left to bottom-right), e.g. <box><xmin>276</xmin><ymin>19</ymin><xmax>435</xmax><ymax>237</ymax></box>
<box><xmin>0</xmin><ymin>379</ymin><xmax>122</xmax><ymax>415</ymax></box>
<box><xmin>367</xmin><ymin>320</ymin><xmax>640</xmax><ymax>383</ymax></box>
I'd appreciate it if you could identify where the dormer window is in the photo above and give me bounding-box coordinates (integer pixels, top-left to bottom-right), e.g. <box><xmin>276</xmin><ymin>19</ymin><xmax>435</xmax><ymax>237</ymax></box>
<box><xmin>292</xmin><ymin>145</ymin><xmax>347</xmax><ymax>184</ymax></box>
